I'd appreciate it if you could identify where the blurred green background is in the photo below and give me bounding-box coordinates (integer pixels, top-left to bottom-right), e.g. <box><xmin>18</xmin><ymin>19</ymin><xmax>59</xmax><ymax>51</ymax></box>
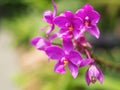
<box><xmin>0</xmin><ymin>0</ymin><xmax>120</xmax><ymax>90</ymax></box>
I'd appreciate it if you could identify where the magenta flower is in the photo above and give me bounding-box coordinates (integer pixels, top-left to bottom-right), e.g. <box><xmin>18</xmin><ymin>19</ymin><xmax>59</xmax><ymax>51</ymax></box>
<box><xmin>41</xmin><ymin>0</ymin><xmax>57</xmax><ymax>35</ymax></box>
<box><xmin>85</xmin><ymin>64</ymin><xmax>104</xmax><ymax>85</ymax></box>
<box><xmin>54</xmin><ymin>11</ymin><xmax>82</xmax><ymax>39</ymax></box>
<box><xmin>76</xmin><ymin>4</ymin><xmax>100</xmax><ymax>39</ymax></box>
<box><xmin>30</xmin><ymin>36</ymin><xmax>51</xmax><ymax>50</ymax></box>
<box><xmin>45</xmin><ymin>39</ymin><xmax>82</xmax><ymax>78</ymax></box>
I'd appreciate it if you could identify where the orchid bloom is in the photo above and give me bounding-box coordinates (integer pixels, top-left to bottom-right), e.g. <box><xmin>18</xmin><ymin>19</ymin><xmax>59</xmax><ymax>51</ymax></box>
<box><xmin>41</xmin><ymin>0</ymin><xmax>57</xmax><ymax>35</ymax></box>
<box><xmin>45</xmin><ymin>39</ymin><xmax>82</xmax><ymax>78</ymax></box>
<box><xmin>54</xmin><ymin>11</ymin><xmax>82</xmax><ymax>39</ymax></box>
<box><xmin>85</xmin><ymin>64</ymin><xmax>104</xmax><ymax>85</ymax></box>
<box><xmin>76</xmin><ymin>4</ymin><xmax>100</xmax><ymax>39</ymax></box>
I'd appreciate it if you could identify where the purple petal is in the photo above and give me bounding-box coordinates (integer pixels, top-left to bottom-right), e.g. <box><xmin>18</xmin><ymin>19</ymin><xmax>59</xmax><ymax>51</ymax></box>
<box><xmin>82</xmin><ymin>4</ymin><xmax>94</xmax><ymax>11</ymax></box>
<box><xmin>64</xmin><ymin>11</ymin><xmax>74</xmax><ymax>20</ymax></box>
<box><xmin>69</xmin><ymin>50</ymin><xmax>82</xmax><ymax>66</ymax></box>
<box><xmin>88</xmin><ymin>25</ymin><xmax>100</xmax><ymax>39</ymax></box>
<box><xmin>73</xmin><ymin>29</ymin><xmax>81</xmax><ymax>39</ymax></box>
<box><xmin>68</xmin><ymin>62</ymin><xmax>78</xmax><ymax>78</ymax></box>
<box><xmin>30</xmin><ymin>36</ymin><xmax>41</xmax><ymax>46</ymax></box>
<box><xmin>30</xmin><ymin>37</ymin><xmax>51</xmax><ymax>50</ymax></box>
<box><xmin>52</xmin><ymin>0</ymin><xmax>57</xmax><ymax>16</ymax></box>
<box><xmin>73</xmin><ymin>17</ymin><xmax>83</xmax><ymax>29</ymax></box>
<box><xmin>59</xmin><ymin>28</ymin><xmax>68</xmax><ymax>35</ymax></box>
<box><xmin>54</xmin><ymin>61</ymin><xmax>66</xmax><ymax>74</ymax></box>
<box><xmin>63</xmin><ymin>38</ymin><xmax>73</xmax><ymax>53</ymax></box>
<box><xmin>46</xmin><ymin>24</ymin><xmax>55</xmax><ymax>35</ymax></box>
<box><xmin>85</xmin><ymin>69</ymin><xmax>91</xmax><ymax>85</ymax></box>
<box><xmin>76</xmin><ymin>9</ymin><xmax>85</xmax><ymax>19</ymax></box>
<box><xmin>90</xmin><ymin>10</ymin><xmax>100</xmax><ymax>24</ymax></box>
<box><xmin>49</xmin><ymin>33</ymin><xmax>57</xmax><ymax>41</ymax></box>
<box><xmin>80</xmin><ymin>58</ymin><xmax>94</xmax><ymax>67</ymax></box>
<box><xmin>57</xmin><ymin>28</ymin><xmax>70</xmax><ymax>38</ymax></box>
<box><xmin>45</xmin><ymin>46</ymin><xmax>65</xmax><ymax>60</ymax></box>
<box><xmin>97</xmin><ymin>67</ymin><xmax>104</xmax><ymax>84</ymax></box>
<box><xmin>88</xmin><ymin>65</ymin><xmax>99</xmax><ymax>79</ymax></box>
<box><xmin>80</xmin><ymin>59</ymin><xmax>91</xmax><ymax>67</ymax></box>
<box><xmin>54</xmin><ymin>16</ymin><xmax>69</xmax><ymax>28</ymax></box>
<box><xmin>43</xmin><ymin>10</ymin><xmax>53</xmax><ymax>24</ymax></box>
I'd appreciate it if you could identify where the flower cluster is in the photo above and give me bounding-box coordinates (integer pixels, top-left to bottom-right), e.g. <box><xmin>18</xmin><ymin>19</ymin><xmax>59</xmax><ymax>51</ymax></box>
<box><xmin>30</xmin><ymin>0</ymin><xmax>104</xmax><ymax>85</ymax></box>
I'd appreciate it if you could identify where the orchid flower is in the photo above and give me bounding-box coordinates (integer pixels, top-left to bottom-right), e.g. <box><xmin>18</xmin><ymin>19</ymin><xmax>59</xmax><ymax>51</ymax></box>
<box><xmin>76</xmin><ymin>4</ymin><xmax>100</xmax><ymax>39</ymax></box>
<box><xmin>54</xmin><ymin>11</ymin><xmax>82</xmax><ymax>39</ymax></box>
<box><xmin>41</xmin><ymin>0</ymin><xmax>57</xmax><ymax>35</ymax></box>
<box><xmin>85</xmin><ymin>64</ymin><xmax>104</xmax><ymax>85</ymax></box>
<box><xmin>45</xmin><ymin>39</ymin><xmax>82</xmax><ymax>78</ymax></box>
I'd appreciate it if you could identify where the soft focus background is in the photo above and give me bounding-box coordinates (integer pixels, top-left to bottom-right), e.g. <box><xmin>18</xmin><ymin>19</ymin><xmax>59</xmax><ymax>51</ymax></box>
<box><xmin>0</xmin><ymin>0</ymin><xmax>120</xmax><ymax>90</ymax></box>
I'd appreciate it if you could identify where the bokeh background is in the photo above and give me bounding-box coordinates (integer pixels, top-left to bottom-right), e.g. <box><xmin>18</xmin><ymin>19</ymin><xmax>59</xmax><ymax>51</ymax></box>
<box><xmin>0</xmin><ymin>0</ymin><xmax>120</xmax><ymax>90</ymax></box>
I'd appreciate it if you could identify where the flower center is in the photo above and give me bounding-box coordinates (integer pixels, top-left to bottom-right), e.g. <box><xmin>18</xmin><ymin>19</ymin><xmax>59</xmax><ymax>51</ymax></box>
<box><xmin>91</xmin><ymin>76</ymin><xmax>97</xmax><ymax>84</ymax></box>
<box><xmin>68</xmin><ymin>26</ymin><xmax>73</xmax><ymax>31</ymax></box>
<box><xmin>85</xmin><ymin>21</ymin><xmax>89</xmax><ymax>27</ymax></box>
<box><xmin>64</xmin><ymin>59</ymin><xmax>68</xmax><ymax>66</ymax></box>
<box><xmin>84</xmin><ymin>16</ymin><xmax>90</xmax><ymax>27</ymax></box>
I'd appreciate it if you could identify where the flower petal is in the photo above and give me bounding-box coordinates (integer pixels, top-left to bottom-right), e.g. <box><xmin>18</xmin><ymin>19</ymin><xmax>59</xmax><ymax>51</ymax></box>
<box><xmin>97</xmin><ymin>66</ymin><xmax>104</xmax><ymax>84</ymax></box>
<box><xmin>82</xmin><ymin>4</ymin><xmax>94</xmax><ymax>11</ymax></box>
<box><xmin>85</xmin><ymin>69</ymin><xmax>91</xmax><ymax>85</ymax></box>
<box><xmin>88</xmin><ymin>65</ymin><xmax>99</xmax><ymax>79</ymax></box>
<box><xmin>57</xmin><ymin>28</ymin><xmax>70</xmax><ymax>38</ymax></box>
<box><xmin>30</xmin><ymin>36</ymin><xmax>41</xmax><ymax>46</ymax></box>
<box><xmin>54</xmin><ymin>61</ymin><xmax>66</xmax><ymax>74</ymax></box>
<box><xmin>73</xmin><ymin>17</ymin><xmax>83</xmax><ymax>29</ymax></box>
<box><xmin>43</xmin><ymin>10</ymin><xmax>53</xmax><ymax>23</ymax></box>
<box><xmin>54</xmin><ymin>16</ymin><xmax>69</xmax><ymax>28</ymax></box>
<box><xmin>73</xmin><ymin>29</ymin><xmax>81</xmax><ymax>39</ymax></box>
<box><xmin>30</xmin><ymin>37</ymin><xmax>51</xmax><ymax>50</ymax></box>
<box><xmin>80</xmin><ymin>58</ymin><xmax>94</xmax><ymax>67</ymax></box>
<box><xmin>88</xmin><ymin>25</ymin><xmax>100</xmax><ymax>39</ymax></box>
<box><xmin>64</xmin><ymin>11</ymin><xmax>74</xmax><ymax>20</ymax></box>
<box><xmin>63</xmin><ymin>38</ymin><xmax>73</xmax><ymax>53</ymax></box>
<box><xmin>52</xmin><ymin>0</ymin><xmax>57</xmax><ymax>16</ymax></box>
<box><xmin>46</xmin><ymin>24</ymin><xmax>55</xmax><ymax>35</ymax></box>
<box><xmin>90</xmin><ymin>10</ymin><xmax>100</xmax><ymax>24</ymax></box>
<box><xmin>76</xmin><ymin>9</ymin><xmax>85</xmax><ymax>19</ymax></box>
<box><xmin>45</xmin><ymin>46</ymin><xmax>65</xmax><ymax>60</ymax></box>
<box><xmin>49</xmin><ymin>33</ymin><xmax>57</xmax><ymax>41</ymax></box>
<box><xmin>68</xmin><ymin>62</ymin><xmax>78</xmax><ymax>78</ymax></box>
<box><xmin>69</xmin><ymin>50</ymin><xmax>82</xmax><ymax>66</ymax></box>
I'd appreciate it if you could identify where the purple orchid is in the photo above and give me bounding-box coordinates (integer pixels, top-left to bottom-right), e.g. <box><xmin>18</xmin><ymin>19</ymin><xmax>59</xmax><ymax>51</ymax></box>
<box><xmin>45</xmin><ymin>39</ymin><xmax>82</xmax><ymax>78</ymax></box>
<box><xmin>54</xmin><ymin>11</ymin><xmax>82</xmax><ymax>39</ymax></box>
<box><xmin>76</xmin><ymin>4</ymin><xmax>100</xmax><ymax>39</ymax></box>
<box><xmin>30</xmin><ymin>36</ymin><xmax>51</xmax><ymax>50</ymax></box>
<box><xmin>85</xmin><ymin>64</ymin><xmax>104</xmax><ymax>85</ymax></box>
<box><xmin>41</xmin><ymin>0</ymin><xmax>57</xmax><ymax>35</ymax></box>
